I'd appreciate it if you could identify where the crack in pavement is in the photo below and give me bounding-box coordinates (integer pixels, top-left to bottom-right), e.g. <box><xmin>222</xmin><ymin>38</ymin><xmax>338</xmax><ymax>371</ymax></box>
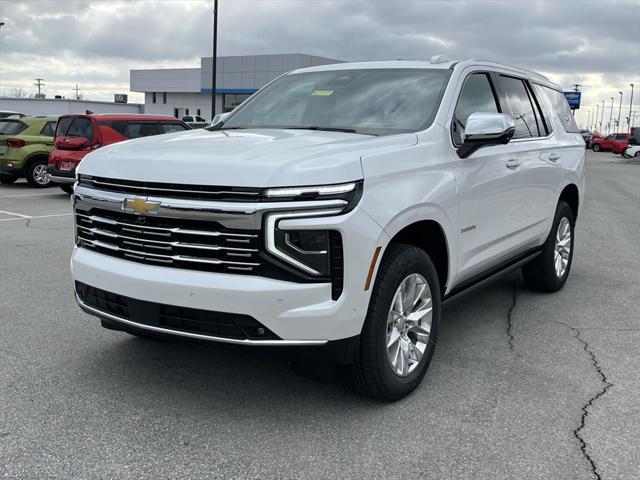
<box><xmin>505</xmin><ymin>275</ymin><xmax>518</xmax><ymax>352</ymax></box>
<box><xmin>570</xmin><ymin>327</ymin><xmax>613</xmax><ymax>480</ymax></box>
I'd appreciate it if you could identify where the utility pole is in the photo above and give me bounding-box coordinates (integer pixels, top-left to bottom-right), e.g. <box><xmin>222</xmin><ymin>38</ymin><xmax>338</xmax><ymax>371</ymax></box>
<box><xmin>73</xmin><ymin>84</ymin><xmax>80</xmax><ymax>100</ymax></box>
<box><xmin>34</xmin><ymin>78</ymin><xmax>45</xmax><ymax>96</ymax></box>
<box><xmin>629</xmin><ymin>84</ymin><xmax>634</xmax><ymax>132</ymax></box>
<box><xmin>210</xmin><ymin>0</ymin><xmax>218</xmax><ymax>121</ymax></box>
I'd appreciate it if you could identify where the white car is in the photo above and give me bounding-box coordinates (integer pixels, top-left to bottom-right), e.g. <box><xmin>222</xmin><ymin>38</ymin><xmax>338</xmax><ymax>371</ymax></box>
<box><xmin>622</xmin><ymin>145</ymin><xmax>640</xmax><ymax>158</ymax></box>
<box><xmin>71</xmin><ymin>57</ymin><xmax>585</xmax><ymax>400</ymax></box>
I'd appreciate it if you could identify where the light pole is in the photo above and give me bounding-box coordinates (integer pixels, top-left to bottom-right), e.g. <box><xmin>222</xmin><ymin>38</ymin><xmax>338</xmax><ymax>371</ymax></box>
<box><xmin>595</xmin><ymin>104</ymin><xmax>600</xmax><ymax>132</ymax></box>
<box><xmin>629</xmin><ymin>84</ymin><xmax>634</xmax><ymax>131</ymax></box>
<box><xmin>600</xmin><ymin>99</ymin><xmax>605</xmax><ymax>132</ymax></box>
<box><xmin>608</xmin><ymin>97</ymin><xmax>614</xmax><ymax>134</ymax></box>
<box><xmin>617</xmin><ymin>92</ymin><xmax>623</xmax><ymax>132</ymax></box>
<box><xmin>587</xmin><ymin>110</ymin><xmax>591</xmax><ymax>130</ymax></box>
<box><xmin>210</xmin><ymin>0</ymin><xmax>218</xmax><ymax>121</ymax></box>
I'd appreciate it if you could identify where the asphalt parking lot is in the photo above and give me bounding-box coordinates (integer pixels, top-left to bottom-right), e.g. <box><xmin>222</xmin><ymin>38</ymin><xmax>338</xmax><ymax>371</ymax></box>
<box><xmin>1</xmin><ymin>150</ymin><xmax>639</xmax><ymax>479</ymax></box>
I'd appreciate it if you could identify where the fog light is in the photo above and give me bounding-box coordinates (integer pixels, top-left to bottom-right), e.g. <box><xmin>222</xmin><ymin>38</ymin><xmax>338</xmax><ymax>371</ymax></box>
<box><xmin>6</xmin><ymin>162</ymin><xmax>14</xmax><ymax>168</ymax></box>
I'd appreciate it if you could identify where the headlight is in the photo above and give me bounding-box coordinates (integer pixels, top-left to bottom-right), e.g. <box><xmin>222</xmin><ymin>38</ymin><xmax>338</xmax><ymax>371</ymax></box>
<box><xmin>263</xmin><ymin>180</ymin><xmax>363</xmax><ymax>210</ymax></box>
<box><xmin>265</xmin><ymin>209</ymin><xmax>343</xmax><ymax>276</ymax></box>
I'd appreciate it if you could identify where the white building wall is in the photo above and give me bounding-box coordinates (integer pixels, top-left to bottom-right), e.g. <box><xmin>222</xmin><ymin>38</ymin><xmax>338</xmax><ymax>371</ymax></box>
<box><xmin>0</xmin><ymin>98</ymin><xmax>143</xmax><ymax>116</ymax></box>
<box><xmin>142</xmin><ymin>92</ymin><xmax>222</xmax><ymax>120</ymax></box>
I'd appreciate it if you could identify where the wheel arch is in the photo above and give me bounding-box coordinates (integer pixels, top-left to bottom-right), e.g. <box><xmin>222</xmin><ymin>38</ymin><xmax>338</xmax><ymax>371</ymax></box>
<box><xmin>384</xmin><ymin>219</ymin><xmax>450</xmax><ymax>294</ymax></box>
<box><xmin>559</xmin><ymin>183</ymin><xmax>579</xmax><ymax>221</ymax></box>
<box><xmin>24</xmin><ymin>152</ymin><xmax>50</xmax><ymax>170</ymax></box>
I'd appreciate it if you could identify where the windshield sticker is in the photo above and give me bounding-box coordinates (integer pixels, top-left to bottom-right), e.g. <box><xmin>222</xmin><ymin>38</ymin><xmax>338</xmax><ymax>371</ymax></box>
<box><xmin>311</xmin><ymin>90</ymin><xmax>334</xmax><ymax>96</ymax></box>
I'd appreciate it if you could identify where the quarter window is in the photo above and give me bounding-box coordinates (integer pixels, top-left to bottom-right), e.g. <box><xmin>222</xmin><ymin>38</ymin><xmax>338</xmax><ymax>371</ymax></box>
<box><xmin>539</xmin><ymin>86</ymin><xmax>579</xmax><ymax>134</ymax></box>
<box><xmin>124</xmin><ymin>122</ymin><xmax>161</xmax><ymax>138</ymax></box>
<box><xmin>160</xmin><ymin>122</ymin><xmax>188</xmax><ymax>134</ymax></box>
<box><xmin>499</xmin><ymin>76</ymin><xmax>541</xmax><ymax>139</ymax></box>
<box><xmin>452</xmin><ymin>73</ymin><xmax>500</xmax><ymax>145</ymax></box>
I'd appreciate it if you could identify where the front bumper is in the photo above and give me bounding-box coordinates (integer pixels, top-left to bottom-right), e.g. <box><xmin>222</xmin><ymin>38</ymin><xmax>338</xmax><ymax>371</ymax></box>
<box><xmin>71</xmin><ymin>204</ymin><xmax>386</xmax><ymax>344</ymax></box>
<box><xmin>46</xmin><ymin>165</ymin><xmax>75</xmax><ymax>184</ymax></box>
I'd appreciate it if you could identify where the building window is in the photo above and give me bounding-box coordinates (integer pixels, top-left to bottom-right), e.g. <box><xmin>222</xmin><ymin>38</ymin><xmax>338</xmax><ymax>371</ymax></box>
<box><xmin>223</xmin><ymin>94</ymin><xmax>251</xmax><ymax>112</ymax></box>
<box><xmin>197</xmin><ymin>108</ymin><xmax>201</xmax><ymax>116</ymax></box>
<box><xmin>152</xmin><ymin>92</ymin><xmax>156</xmax><ymax>104</ymax></box>
<box><xmin>163</xmin><ymin>92</ymin><xmax>167</xmax><ymax>104</ymax></box>
<box><xmin>185</xmin><ymin>108</ymin><xmax>189</xmax><ymax>115</ymax></box>
<box><xmin>173</xmin><ymin>108</ymin><xmax>179</xmax><ymax>119</ymax></box>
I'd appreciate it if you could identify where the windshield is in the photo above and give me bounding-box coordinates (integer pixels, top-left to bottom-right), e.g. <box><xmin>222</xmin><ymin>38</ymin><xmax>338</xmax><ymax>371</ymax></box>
<box><xmin>219</xmin><ymin>68</ymin><xmax>450</xmax><ymax>136</ymax></box>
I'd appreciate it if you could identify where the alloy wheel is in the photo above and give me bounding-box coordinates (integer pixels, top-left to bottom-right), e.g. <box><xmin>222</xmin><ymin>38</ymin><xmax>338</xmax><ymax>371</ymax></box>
<box><xmin>386</xmin><ymin>273</ymin><xmax>433</xmax><ymax>377</ymax></box>
<box><xmin>554</xmin><ymin>217</ymin><xmax>571</xmax><ymax>278</ymax></box>
<box><xmin>33</xmin><ymin>164</ymin><xmax>50</xmax><ymax>185</ymax></box>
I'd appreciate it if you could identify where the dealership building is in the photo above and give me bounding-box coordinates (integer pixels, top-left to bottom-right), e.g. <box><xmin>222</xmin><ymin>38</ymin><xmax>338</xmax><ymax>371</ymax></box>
<box><xmin>130</xmin><ymin>53</ymin><xmax>342</xmax><ymax>121</ymax></box>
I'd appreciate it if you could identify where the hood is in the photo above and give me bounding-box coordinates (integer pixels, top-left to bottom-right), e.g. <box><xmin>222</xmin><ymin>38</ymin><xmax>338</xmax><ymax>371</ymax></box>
<box><xmin>77</xmin><ymin>128</ymin><xmax>417</xmax><ymax>187</ymax></box>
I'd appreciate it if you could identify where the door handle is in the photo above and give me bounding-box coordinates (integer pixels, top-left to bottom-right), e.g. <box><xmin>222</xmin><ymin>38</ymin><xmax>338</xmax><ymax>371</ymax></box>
<box><xmin>505</xmin><ymin>158</ymin><xmax>521</xmax><ymax>169</ymax></box>
<box><xmin>548</xmin><ymin>153</ymin><xmax>560</xmax><ymax>162</ymax></box>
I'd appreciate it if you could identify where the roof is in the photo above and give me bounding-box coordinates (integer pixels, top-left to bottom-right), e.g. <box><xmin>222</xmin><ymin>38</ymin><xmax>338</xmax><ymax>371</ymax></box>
<box><xmin>58</xmin><ymin>113</ymin><xmax>181</xmax><ymax>121</ymax></box>
<box><xmin>290</xmin><ymin>57</ymin><xmax>559</xmax><ymax>89</ymax></box>
<box><xmin>0</xmin><ymin>116</ymin><xmax>58</xmax><ymax>124</ymax></box>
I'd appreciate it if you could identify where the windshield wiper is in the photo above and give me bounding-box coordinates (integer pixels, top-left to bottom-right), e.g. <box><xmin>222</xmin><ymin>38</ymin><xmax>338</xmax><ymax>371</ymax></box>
<box><xmin>285</xmin><ymin>126</ymin><xmax>360</xmax><ymax>134</ymax></box>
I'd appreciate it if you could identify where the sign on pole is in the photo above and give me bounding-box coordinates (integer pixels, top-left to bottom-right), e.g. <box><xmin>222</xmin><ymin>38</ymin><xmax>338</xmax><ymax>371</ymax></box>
<box><xmin>563</xmin><ymin>91</ymin><xmax>581</xmax><ymax>110</ymax></box>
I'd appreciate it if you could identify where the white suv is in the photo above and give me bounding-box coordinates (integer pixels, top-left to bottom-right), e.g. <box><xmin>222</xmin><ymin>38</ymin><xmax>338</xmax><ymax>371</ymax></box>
<box><xmin>71</xmin><ymin>57</ymin><xmax>585</xmax><ymax>400</ymax></box>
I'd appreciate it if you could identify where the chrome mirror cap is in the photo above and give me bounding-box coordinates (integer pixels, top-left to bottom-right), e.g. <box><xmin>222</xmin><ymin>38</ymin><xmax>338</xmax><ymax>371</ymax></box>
<box><xmin>458</xmin><ymin>112</ymin><xmax>516</xmax><ymax>158</ymax></box>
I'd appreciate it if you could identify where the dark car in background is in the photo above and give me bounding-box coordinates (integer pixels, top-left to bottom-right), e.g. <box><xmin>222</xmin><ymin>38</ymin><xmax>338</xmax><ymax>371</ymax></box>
<box><xmin>589</xmin><ymin>133</ymin><xmax>631</xmax><ymax>154</ymax></box>
<box><xmin>579</xmin><ymin>129</ymin><xmax>594</xmax><ymax>144</ymax></box>
<box><xmin>47</xmin><ymin>114</ymin><xmax>190</xmax><ymax>193</ymax></box>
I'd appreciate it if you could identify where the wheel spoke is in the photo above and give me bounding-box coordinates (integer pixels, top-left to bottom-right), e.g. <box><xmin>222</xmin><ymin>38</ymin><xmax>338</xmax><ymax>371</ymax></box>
<box><xmin>387</xmin><ymin>328</ymin><xmax>401</xmax><ymax>348</ymax></box>
<box><xmin>406</xmin><ymin>305</ymin><xmax>432</xmax><ymax>323</ymax></box>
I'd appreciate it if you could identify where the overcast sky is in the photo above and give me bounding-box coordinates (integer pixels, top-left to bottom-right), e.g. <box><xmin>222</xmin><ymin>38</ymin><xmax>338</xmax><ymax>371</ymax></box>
<box><xmin>1</xmin><ymin>0</ymin><xmax>639</xmax><ymax>128</ymax></box>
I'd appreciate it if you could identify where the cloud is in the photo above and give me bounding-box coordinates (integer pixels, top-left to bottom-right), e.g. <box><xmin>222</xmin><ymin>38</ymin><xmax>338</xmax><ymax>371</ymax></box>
<box><xmin>1</xmin><ymin>0</ymin><xmax>638</xmax><ymax>127</ymax></box>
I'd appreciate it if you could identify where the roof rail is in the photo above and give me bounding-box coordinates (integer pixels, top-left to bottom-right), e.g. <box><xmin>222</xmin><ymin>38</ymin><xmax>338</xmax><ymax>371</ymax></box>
<box><xmin>465</xmin><ymin>58</ymin><xmax>550</xmax><ymax>81</ymax></box>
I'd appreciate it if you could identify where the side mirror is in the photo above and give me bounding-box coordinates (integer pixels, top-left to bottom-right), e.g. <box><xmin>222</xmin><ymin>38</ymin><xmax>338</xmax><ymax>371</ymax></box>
<box><xmin>211</xmin><ymin>112</ymin><xmax>231</xmax><ymax>126</ymax></box>
<box><xmin>457</xmin><ymin>112</ymin><xmax>516</xmax><ymax>159</ymax></box>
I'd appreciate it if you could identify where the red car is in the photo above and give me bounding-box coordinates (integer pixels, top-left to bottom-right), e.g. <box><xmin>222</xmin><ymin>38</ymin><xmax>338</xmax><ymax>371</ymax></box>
<box><xmin>589</xmin><ymin>133</ymin><xmax>631</xmax><ymax>154</ymax></box>
<box><xmin>47</xmin><ymin>114</ymin><xmax>190</xmax><ymax>193</ymax></box>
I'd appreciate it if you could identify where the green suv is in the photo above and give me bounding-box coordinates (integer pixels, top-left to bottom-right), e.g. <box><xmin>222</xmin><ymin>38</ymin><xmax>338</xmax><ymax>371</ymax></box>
<box><xmin>0</xmin><ymin>116</ymin><xmax>58</xmax><ymax>187</ymax></box>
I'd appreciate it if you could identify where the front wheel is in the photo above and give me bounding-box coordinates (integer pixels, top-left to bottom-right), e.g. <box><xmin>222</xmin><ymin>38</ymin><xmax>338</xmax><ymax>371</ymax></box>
<box><xmin>25</xmin><ymin>159</ymin><xmax>51</xmax><ymax>187</ymax></box>
<box><xmin>591</xmin><ymin>143</ymin><xmax>601</xmax><ymax>152</ymax></box>
<box><xmin>522</xmin><ymin>201</ymin><xmax>575</xmax><ymax>292</ymax></box>
<box><xmin>342</xmin><ymin>244</ymin><xmax>441</xmax><ymax>401</ymax></box>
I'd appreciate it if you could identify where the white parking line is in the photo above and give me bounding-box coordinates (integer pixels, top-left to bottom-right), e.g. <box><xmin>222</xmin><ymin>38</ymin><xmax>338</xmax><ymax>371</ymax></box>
<box><xmin>0</xmin><ymin>192</ymin><xmax>64</xmax><ymax>198</ymax></box>
<box><xmin>0</xmin><ymin>212</ymin><xmax>72</xmax><ymax>222</ymax></box>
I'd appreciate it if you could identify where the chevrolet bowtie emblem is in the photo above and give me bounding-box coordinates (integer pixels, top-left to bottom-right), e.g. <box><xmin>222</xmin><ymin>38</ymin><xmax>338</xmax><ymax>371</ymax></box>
<box><xmin>122</xmin><ymin>197</ymin><xmax>161</xmax><ymax>215</ymax></box>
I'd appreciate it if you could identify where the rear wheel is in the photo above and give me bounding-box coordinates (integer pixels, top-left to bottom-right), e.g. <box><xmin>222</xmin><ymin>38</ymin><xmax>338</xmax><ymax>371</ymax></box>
<box><xmin>59</xmin><ymin>184</ymin><xmax>74</xmax><ymax>194</ymax></box>
<box><xmin>342</xmin><ymin>244</ymin><xmax>441</xmax><ymax>401</ymax></box>
<box><xmin>25</xmin><ymin>159</ymin><xmax>51</xmax><ymax>187</ymax></box>
<box><xmin>591</xmin><ymin>143</ymin><xmax>601</xmax><ymax>152</ymax></box>
<box><xmin>522</xmin><ymin>201</ymin><xmax>575</xmax><ymax>292</ymax></box>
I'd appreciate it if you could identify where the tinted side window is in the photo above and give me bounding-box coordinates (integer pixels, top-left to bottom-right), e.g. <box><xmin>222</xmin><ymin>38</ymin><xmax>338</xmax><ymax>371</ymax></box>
<box><xmin>540</xmin><ymin>86</ymin><xmax>579</xmax><ymax>133</ymax></box>
<box><xmin>499</xmin><ymin>76</ymin><xmax>540</xmax><ymax>138</ymax></box>
<box><xmin>160</xmin><ymin>123</ymin><xmax>188</xmax><ymax>134</ymax></box>
<box><xmin>40</xmin><ymin>122</ymin><xmax>56</xmax><ymax>137</ymax></box>
<box><xmin>125</xmin><ymin>122</ymin><xmax>161</xmax><ymax>138</ymax></box>
<box><xmin>605</xmin><ymin>134</ymin><xmax>615</xmax><ymax>140</ymax></box>
<box><xmin>452</xmin><ymin>73</ymin><xmax>500</xmax><ymax>145</ymax></box>
<box><xmin>615</xmin><ymin>134</ymin><xmax>628</xmax><ymax>140</ymax></box>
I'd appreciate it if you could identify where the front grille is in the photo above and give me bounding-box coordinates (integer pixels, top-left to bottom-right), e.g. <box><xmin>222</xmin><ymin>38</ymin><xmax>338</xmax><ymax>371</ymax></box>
<box><xmin>76</xmin><ymin>282</ymin><xmax>279</xmax><ymax>340</ymax></box>
<box><xmin>75</xmin><ymin>208</ymin><xmax>262</xmax><ymax>274</ymax></box>
<box><xmin>78</xmin><ymin>175</ymin><xmax>262</xmax><ymax>202</ymax></box>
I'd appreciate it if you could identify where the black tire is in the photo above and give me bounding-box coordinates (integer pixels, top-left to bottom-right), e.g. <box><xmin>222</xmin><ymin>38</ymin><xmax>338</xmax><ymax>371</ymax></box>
<box><xmin>522</xmin><ymin>201</ymin><xmax>575</xmax><ymax>293</ymax></box>
<box><xmin>635</xmin><ymin>151</ymin><xmax>640</xmax><ymax>158</ymax></box>
<box><xmin>341</xmin><ymin>244</ymin><xmax>441</xmax><ymax>401</ymax></box>
<box><xmin>59</xmin><ymin>184</ymin><xmax>74</xmax><ymax>194</ymax></box>
<box><xmin>591</xmin><ymin>143</ymin><xmax>601</xmax><ymax>152</ymax></box>
<box><xmin>0</xmin><ymin>175</ymin><xmax>16</xmax><ymax>184</ymax></box>
<box><xmin>25</xmin><ymin>158</ymin><xmax>51</xmax><ymax>187</ymax></box>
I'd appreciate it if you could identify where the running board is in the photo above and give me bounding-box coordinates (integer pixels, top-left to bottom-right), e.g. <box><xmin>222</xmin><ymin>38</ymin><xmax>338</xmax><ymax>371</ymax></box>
<box><xmin>442</xmin><ymin>249</ymin><xmax>541</xmax><ymax>308</ymax></box>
